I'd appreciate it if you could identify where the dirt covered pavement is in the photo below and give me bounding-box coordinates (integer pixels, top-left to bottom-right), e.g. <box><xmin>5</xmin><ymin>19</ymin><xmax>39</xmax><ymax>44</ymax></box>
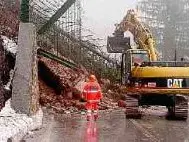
<box><xmin>22</xmin><ymin>107</ymin><xmax>189</xmax><ymax>142</ymax></box>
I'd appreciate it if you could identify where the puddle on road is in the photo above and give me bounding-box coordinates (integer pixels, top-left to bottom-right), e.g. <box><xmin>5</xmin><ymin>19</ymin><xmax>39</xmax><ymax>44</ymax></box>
<box><xmin>22</xmin><ymin>108</ymin><xmax>189</xmax><ymax>142</ymax></box>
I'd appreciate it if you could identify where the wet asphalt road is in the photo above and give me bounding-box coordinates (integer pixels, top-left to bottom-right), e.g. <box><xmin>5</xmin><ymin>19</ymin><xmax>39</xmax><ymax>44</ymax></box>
<box><xmin>23</xmin><ymin>108</ymin><xmax>189</xmax><ymax>142</ymax></box>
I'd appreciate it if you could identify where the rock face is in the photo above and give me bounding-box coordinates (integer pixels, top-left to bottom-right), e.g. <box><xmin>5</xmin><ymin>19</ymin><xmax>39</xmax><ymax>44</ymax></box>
<box><xmin>0</xmin><ymin>37</ymin><xmax>6</xmax><ymax>110</ymax></box>
<box><xmin>0</xmin><ymin>36</ymin><xmax>14</xmax><ymax>110</ymax></box>
<box><xmin>0</xmin><ymin>0</ymin><xmax>19</xmax><ymax>111</ymax></box>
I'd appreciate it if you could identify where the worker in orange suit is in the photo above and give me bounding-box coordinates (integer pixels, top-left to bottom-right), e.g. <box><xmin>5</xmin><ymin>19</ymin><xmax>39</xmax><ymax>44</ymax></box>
<box><xmin>82</xmin><ymin>75</ymin><xmax>103</xmax><ymax>121</ymax></box>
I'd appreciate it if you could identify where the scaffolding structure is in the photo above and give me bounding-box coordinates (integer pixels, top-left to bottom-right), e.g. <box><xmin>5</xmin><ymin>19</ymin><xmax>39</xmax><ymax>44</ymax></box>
<box><xmin>1</xmin><ymin>0</ymin><xmax>120</xmax><ymax>81</ymax></box>
<box><xmin>28</xmin><ymin>0</ymin><xmax>119</xmax><ymax>80</ymax></box>
<box><xmin>138</xmin><ymin>0</ymin><xmax>189</xmax><ymax>60</ymax></box>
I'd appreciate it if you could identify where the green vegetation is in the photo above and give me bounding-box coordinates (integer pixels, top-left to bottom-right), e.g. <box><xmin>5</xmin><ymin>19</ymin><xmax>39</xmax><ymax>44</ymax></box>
<box><xmin>20</xmin><ymin>0</ymin><xmax>29</xmax><ymax>22</ymax></box>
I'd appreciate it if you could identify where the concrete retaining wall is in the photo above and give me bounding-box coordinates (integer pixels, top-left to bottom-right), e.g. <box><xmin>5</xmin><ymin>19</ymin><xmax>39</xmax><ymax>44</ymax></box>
<box><xmin>11</xmin><ymin>23</ymin><xmax>39</xmax><ymax>115</ymax></box>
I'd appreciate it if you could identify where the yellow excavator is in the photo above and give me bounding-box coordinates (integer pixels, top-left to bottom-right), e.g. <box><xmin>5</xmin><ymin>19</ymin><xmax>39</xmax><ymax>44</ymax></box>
<box><xmin>107</xmin><ymin>9</ymin><xmax>189</xmax><ymax>120</ymax></box>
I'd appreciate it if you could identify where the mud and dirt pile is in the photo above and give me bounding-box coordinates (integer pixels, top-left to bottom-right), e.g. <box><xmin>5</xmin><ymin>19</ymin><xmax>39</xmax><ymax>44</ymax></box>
<box><xmin>38</xmin><ymin>56</ymin><xmax>87</xmax><ymax>113</ymax></box>
<box><xmin>0</xmin><ymin>0</ymin><xmax>19</xmax><ymax>37</ymax></box>
<box><xmin>99</xmin><ymin>81</ymin><xmax>125</xmax><ymax>110</ymax></box>
<box><xmin>0</xmin><ymin>0</ymin><xmax>124</xmax><ymax>113</ymax></box>
<box><xmin>100</xmin><ymin>81</ymin><xmax>126</xmax><ymax>109</ymax></box>
<box><xmin>38</xmin><ymin>58</ymin><xmax>127</xmax><ymax>113</ymax></box>
<box><xmin>38</xmin><ymin>57</ymin><xmax>124</xmax><ymax>113</ymax></box>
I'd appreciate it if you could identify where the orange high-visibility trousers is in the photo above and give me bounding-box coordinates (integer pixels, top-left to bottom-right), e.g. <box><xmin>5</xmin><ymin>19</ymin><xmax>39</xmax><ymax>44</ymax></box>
<box><xmin>85</xmin><ymin>102</ymin><xmax>98</xmax><ymax>110</ymax></box>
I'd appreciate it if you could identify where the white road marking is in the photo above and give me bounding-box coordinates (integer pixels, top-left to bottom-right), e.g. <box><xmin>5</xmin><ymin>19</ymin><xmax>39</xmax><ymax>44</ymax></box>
<box><xmin>130</xmin><ymin>119</ymin><xmax>160</xmax><ymax>142</ymax></box>
<box><xmin>41</xmin><ymin>115</ymin><xmax>54</xmax><ymax>142</ymax></box>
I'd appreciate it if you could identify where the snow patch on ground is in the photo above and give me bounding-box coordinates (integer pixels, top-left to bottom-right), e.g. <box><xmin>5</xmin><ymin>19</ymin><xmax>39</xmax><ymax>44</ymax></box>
<box><xmin>1</xmin><ymin>35</ymin><xmax>17</xmax><ymax>55</ymax></box>
<box><xmin>4</xmin><ymin>69</ymin><xmax>14</xmax><ymax>91</ymax></box>
<box><xmin>0</xmin><ymin>100</ymin><xmax>43</xmax><ymax>142</ymax></box>
<box><xmin>141</xmin><ymin>106</ymin><xmax>168</xmax><ymax>117</ymax></box>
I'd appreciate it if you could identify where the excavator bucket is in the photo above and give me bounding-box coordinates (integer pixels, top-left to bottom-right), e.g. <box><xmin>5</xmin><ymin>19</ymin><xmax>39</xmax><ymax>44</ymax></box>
<box><xmin>107</xmin><ymin>32</ymin><xmax>131</xmax><ymax>53</ymax></box>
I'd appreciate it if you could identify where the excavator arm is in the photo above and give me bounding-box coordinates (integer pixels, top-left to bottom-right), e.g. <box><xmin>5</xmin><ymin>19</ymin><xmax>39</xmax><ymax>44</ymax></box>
<box><xmin>108</xmin><ymin>9</ymin><xmax>158</xmax><ymax>61</ymax></box>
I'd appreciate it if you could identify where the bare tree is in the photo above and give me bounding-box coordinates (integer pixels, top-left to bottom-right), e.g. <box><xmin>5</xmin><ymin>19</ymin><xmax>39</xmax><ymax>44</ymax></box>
<box><xmin>138</xmin><ymin>0</ymin><xmax>189</xmax><ymax>60</ymax></box>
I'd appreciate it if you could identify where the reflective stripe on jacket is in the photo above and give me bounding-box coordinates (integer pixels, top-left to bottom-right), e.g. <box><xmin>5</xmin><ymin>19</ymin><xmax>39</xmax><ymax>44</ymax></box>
<box><xmin>82</xmin><ymin>81</ymin><xmax>102</xmax><ymax>101</ymax></box>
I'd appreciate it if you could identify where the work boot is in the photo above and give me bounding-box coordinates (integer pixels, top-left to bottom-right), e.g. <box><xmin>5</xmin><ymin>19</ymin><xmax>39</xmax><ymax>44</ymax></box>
<box><xmin>87</xmin><ymin>115</ymin><xmax>91</xmax><ymax>121</ymax></box>
<box><xmin>94</xmin><ymin>110</ymin><xmax>98</xmax><ymax>121</ymax></box>
<box><xmin>94</xmin><ymin>115</ymin><xmax>98</xmax><ymax>121</ymax></box>
<box><xmin>86</xmin><ymin>110</ymin><xmax>92</xmax><ymax>121</ymax></box>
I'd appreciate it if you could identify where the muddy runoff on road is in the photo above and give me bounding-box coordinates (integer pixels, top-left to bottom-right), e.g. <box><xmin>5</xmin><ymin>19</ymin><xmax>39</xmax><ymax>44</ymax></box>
<box><xmin>22</xmin><ymin>106</ymin><xmax>189</xmax><ymax>142</ymax></box>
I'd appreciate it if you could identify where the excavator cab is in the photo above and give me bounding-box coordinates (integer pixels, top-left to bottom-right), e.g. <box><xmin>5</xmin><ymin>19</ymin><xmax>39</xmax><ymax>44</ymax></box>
<box><xmin>130</xmin><ymin>50</ymin><xmax>149</xmax><ymax>66</ymax></box>
<box><xmin>107</xmin><ymin>30</ymin><xmax>150</xmax><ymax>85</ymax></box>
<box><xmin>121</xmin><ymin>49</ymin><xmax>149</xmax><ymax>85</ymax></box>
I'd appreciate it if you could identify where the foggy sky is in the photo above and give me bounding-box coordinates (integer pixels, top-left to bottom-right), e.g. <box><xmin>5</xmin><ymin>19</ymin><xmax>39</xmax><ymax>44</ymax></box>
<box><xmin>81</xmin><ymin>0</ymin><xmax>137</xmax><ymax>44</ymax></box>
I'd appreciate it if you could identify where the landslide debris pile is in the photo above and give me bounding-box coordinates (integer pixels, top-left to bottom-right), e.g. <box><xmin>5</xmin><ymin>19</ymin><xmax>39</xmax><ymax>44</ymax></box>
<box><xmin>38</xmin><ymin>56</ymin><xmax>87</xmax><ymax>113</ymax></box>
<box><xmin>38</xmin><ymin>57</ymin><xmax>125</xmax><ymax>113</ymax></box>
<box><xmin>100</xmin><ymin>81</ymin><xmax>125</xmax><ymax>109</ymax></box>
<box><xmin>0</xmin><ymin>0</ymin><xmax>125</xmax><ymax>113</ymax></box>
<box><xmin>0</xmin><ymin>0</ymin><xmax>19</xmax><ymax>37</ymax></box>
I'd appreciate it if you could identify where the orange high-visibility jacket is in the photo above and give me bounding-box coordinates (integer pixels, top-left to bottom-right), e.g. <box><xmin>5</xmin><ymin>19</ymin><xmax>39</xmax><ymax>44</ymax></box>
<box><xmin>82</xmin><ymin>82</ymin><xmax>102</xmax><ymax>102</ymax></box>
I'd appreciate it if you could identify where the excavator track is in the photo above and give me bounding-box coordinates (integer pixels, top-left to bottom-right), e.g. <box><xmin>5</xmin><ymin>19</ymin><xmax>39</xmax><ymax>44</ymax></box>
<box><xmin>174</xmin><ymin>95</ymin><xmax>188</xmax><ymax>119</ymax></box>
<box><xmin>125</xmin><ymin>95</ymin><xmax>141</xmax><ymax>119</ymax></box>
<box><xmin>167</xmin><ymin>95</ymin><xmax>188</xmax><ymax>120</ymax></box>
